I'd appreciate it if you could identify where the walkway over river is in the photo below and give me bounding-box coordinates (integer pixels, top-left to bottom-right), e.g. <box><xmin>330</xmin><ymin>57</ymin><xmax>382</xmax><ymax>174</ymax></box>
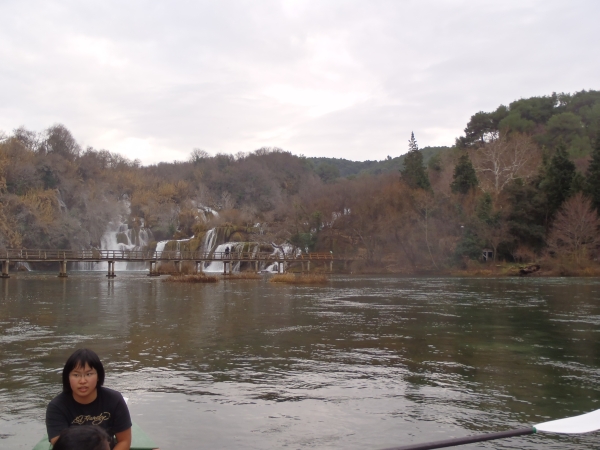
<box><xmin>0</xmin><ymin>249</ymin><xmax>340</xmax><ymax>278</ymax></box>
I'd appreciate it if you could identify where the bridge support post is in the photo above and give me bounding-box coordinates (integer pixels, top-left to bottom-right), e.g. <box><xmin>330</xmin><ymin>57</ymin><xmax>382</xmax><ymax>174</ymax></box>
<box><xmin>196</xmin><ymin>261</ymin><xmax>203</xmax><ymax>274</ymax></box>
<box><xmin>174</xmin><ymin>261</ymin><xmax>181</xmax><ymax>273</ymax></box>
<box><xmin>229</xmin><ymin>261</ymin><xmax>233</xmax><ymax>274</ymax></box>
<box><xmin>223</xmin><ymin>261</ymin><xmax>227</xmax><ymax>276</ymax></box>
<box><xmin>307</xmin><ymin>261</ymin><xmax>310</xmax><ymax>272</ymax></box>
<box><xmin>106</xmin><ymin>261</ymin><xmax>116</xmax><ymax>278</ymax></box>
<box><xmin>58</xmin><ymin>260</ymin><xmax>68</xmax><ymax>278</ymax></box>
<box><xmin>1</xmin><ymin>260</ymin><xmax>9</xmax><ymax>278</ymax></box>
<box><xmin>301</xmin><ymin>262</ymin><xmax>305</xmax><ymax>274</ymax></box>
<box><xmin>330</xmin><ymin>261</ymin><xmax>333</xmax><ymax>273</ymax></box>
<box><xmin>148</xmin><ymin>261</ymin><xmax>159</xmax><ymax>277</ymax></box>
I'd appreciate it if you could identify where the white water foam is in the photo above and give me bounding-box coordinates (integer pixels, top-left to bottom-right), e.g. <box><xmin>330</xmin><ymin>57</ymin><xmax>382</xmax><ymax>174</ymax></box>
<box><xmin>203</xmin><ymin>242</ymin><xmax>258</xmax><ymax>273</ymax></box>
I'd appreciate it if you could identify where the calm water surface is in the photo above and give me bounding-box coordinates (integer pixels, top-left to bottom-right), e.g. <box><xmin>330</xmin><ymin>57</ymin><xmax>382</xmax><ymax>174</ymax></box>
<box><xmin>1</xmin><ymin>273</ymin><xmax>600</xmax><ymax>449</ymax></box>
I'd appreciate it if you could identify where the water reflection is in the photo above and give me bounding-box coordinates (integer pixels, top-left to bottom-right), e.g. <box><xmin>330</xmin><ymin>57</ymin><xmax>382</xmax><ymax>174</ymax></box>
<box><xmin>1</xmin><ymin>274</ymin><xmax>600</xmax><ymax>449</ymax></box>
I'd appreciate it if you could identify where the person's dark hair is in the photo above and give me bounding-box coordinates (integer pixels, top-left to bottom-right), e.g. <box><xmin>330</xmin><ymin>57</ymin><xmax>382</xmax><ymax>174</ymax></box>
<box><xmin>52</xmin><ymin>425</ymin><xmax>111</xmax><ymax>450</ymax></box>
<box><xmin>62</xmin><ymin>349</ymin><xmax>105</xmax><ymax>393</ymax></box>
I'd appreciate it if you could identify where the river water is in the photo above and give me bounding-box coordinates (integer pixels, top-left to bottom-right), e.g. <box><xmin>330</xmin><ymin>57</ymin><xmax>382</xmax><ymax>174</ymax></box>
<box><xmin>1</xmin><ymin>273</ymin><xmax>599</xmax><ymax>449</ymax></box>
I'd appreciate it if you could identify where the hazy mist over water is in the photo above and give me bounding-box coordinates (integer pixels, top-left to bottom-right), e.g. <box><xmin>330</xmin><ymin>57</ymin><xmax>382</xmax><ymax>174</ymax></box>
<box><xmin>1</xmin><ymin>273</ymin><xmax>600</xmax><ymax>449</ymax></box>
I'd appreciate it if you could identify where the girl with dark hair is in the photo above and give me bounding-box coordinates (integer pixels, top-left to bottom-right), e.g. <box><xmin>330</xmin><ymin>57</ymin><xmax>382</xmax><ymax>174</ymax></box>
<box><xmin>52</xmin><ymin>425</ymin><xmax>111</xmax><ymax>450</ymax></box>
<box><xmin>46</xmin><ymin>349</ymin><xmax>132</xmax><ymax>450</ymax></box>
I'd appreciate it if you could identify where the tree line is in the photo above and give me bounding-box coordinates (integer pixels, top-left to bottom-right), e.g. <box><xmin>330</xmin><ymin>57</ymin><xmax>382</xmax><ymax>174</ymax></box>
<box><xmin>1</xmin><ymin>89</ymin><xmax>599</xmax><ymax>272</ymax></box>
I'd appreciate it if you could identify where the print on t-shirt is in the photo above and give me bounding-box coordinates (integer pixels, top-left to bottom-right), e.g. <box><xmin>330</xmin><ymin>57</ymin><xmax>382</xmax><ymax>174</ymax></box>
<box><xmin>72</xmin><ymin>412</ymin><xmax>111</xmax><ymax>425</ymax></box>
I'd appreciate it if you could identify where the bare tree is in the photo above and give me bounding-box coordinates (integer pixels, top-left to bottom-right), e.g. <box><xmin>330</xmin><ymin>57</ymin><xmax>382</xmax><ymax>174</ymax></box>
<box><xmin>194</xmin><ymin>182</ymin><xmax>216</xmax><ymax>210</ymax></box>
<box><xmin>190</xmin><ymin>148</ymin><xmax>209</xmax><ymax>164</ymax></box>
<box><xmin>473</xmin><ymin>133</ymin><xmax>541</xmax><ymax>194</ymax></box>
<box><xmin>547</xmin><ymin>193</ymin><xmax>600</xmax><ymax>263</ymax></box>
<box><xmin>220</xmin><ymin>191</ymin><xmax>235</xmax><ymax>210</ymax></box>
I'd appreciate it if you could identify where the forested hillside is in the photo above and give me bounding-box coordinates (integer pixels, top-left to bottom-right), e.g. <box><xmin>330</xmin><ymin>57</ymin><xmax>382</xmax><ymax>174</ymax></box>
<box><xmin>307</xmin><ymin>146</ymin><xmax>448</xmax><ymax>179</ymax></box>
<box><xmin>1</xmin><ymin>89</ymin><xmax>599</xmax><ymax>272</ymax></box>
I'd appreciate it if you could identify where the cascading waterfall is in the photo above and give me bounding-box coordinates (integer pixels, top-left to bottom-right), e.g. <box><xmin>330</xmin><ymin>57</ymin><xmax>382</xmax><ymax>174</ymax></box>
<box><xmin>155</xmin><ymin>237</ymin><xmax>192</xmax><ymax>256</ymax></box>
<box><xmin>76</xmin><ymin>217</ymin><xmax>290</xmax><ymax>274</ymax></box>
<box><xmin>76</xmin><ymin>201</ymin><xmax>222</xmax><ymax>273</ymax></box>
<box><xmin>263</xmin><ymin>243</ymin><xmax>297</xmax><ymax>273</ymax></box>
<box><xmin>203</xmin><ymin>242</ymin><xmax>248</xmax><ymax>273</ymax></box>
<box><xmin>14</xmin><ymin>262</ymin><xmax>32</xmax><ymax>272</ymax></box>
<box><xmin>154</xmin><ymin>237</ymin><xmax>192</xmax><ymax>271</ymax></box>
<box><xmin>195</xmin><ymin>204</ymin><xmax>219</xmax><ymax>222</ymax></box>
<box><xmin>78</xmin><ymin>220</ymin><xmax>153</xmax><ymax>271</ymax></box>
<box><xmin>202</xmin><ymin>228</ymin><xmax>217</xmax><ymax>254</ymax></box>
<box><xmin>153</xmin><ymin>204</ymin><xmax>220</xmax><ymax>272</ymax></box>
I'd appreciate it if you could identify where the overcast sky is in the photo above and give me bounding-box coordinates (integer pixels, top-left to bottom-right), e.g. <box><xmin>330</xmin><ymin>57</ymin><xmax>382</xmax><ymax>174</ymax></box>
<box><xmin>0</xmin><ymin>0</ymin><xmax>598</xmax><ymax>164</ymax></box>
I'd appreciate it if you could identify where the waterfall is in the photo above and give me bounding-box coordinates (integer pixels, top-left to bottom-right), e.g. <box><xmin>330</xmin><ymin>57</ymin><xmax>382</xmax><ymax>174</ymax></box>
<box><xmin>15</xmin><ymin>262</ymin><xmax>32</xmax><ymax>272</ymax></box>
<box><xmin>262</xmin><ymin>243</ymin><xmax>296</xmax><ymax>273</ymax></box>
<box><xmin>78</xmin><ymin>220</ymin><xmax>153</xmax><ymax>271</ymax></box>
<box><xmin>202</xmin><ymin>241</ymin><xmax>259</xmax><ymax>273</ymax></box>
<box><xmin>195</xmin><ymin>204</ymin><xmax>219</xmax><ymax>222</ymax></box>
<box><xmin>155</xmin><ymin>240</ymin><xmax>168</xmax><ymax>254</ymax></box>
<box><xmin>202</xmin><ymin>242</ymin><xmax>247</xmax><ymax>273</ymax></box>
<box><xmin>201</xmin><ymin>228</ymin><xmax>218</xmax><ymax>253</ymax></box>
<box><xmin>56</xmin><ymin>189</ymin><xmax>68</xmax><ymax>214</ymax></box>
<box><xmin>77</xmin><ymin>200</ymin><xmax>219</xmax><ymax>273</ymax></box>
<box><xmin>155</xmin><ymin>237</ymin><xmax>192</xmax><ymax>258</ymax></box>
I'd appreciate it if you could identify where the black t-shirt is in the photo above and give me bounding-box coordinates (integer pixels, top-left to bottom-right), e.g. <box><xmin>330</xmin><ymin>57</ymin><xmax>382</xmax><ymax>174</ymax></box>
<box><xmin>46</xmin><ymin>386</ymin><xmax>132</xmax><ymax>441</ymax></box>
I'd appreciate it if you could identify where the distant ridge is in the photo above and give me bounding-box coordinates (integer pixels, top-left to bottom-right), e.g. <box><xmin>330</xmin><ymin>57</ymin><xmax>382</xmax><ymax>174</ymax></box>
<box><xmin>307</xmin><ymin>146</ymin><xmax>449</xmax><ymax>178</ymax></box>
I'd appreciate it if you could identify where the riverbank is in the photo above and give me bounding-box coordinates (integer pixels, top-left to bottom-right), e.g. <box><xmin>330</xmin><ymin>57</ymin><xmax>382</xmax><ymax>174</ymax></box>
<box><xmin>448</xmin><ymin>259</ymin><xmax>600</xmax><ymax>277</ymax></box>
<box><xmin>322</xmin><ymin>259</ymin><xmax>600</xmax><ymax>277</ymax></box>
<box><xmin>6</xmin><ymin>258</ymin><xmax>600</xmax><ymax>278</ymax></box>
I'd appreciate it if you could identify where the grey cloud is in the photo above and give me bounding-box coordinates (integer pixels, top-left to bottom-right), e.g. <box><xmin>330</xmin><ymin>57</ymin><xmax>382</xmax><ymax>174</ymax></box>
<box><xmin>0</xmin><ymin>0</ymin><xmax>598</xmax><ymax>164</ymax></box>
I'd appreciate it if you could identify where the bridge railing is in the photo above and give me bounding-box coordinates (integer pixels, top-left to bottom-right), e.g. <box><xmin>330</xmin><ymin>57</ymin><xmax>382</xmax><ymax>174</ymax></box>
<box><xmin>297</xmin><ymin>252</ymin><xmax>333</xmax><ymax>260</ymax></box>
<box><xmin>0</xmin><ymin>249</ymin><xmax>336</xmax><ymax>261</ymax></box>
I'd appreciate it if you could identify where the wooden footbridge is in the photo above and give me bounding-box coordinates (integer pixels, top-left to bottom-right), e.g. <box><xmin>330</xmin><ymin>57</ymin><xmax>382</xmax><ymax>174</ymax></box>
<box><xmin>0</xmin><ymin>249</ymin><xmax>338</xmax><ymax>278</ymax></box>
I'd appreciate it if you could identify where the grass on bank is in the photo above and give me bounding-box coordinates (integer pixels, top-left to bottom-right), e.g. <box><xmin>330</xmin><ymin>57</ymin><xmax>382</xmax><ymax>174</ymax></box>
<box><xmin>269</xmin><ymin>273</ymin><xmax>328</xmax><ymax>284</ymax></box>
<box><xmin>163</xmin><ymin>273</ymin><xmax>219</xmax><ymax>283</ymax></box>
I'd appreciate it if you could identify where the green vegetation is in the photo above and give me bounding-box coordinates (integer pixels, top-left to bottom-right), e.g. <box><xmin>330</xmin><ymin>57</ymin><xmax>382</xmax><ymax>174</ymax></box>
<box><xmin>586</xmin><ymin>131</ymin><xmax>600</xmax><ymax>212</ymax></box>
<box><xmin>1</xmin><ymin>89</ymin><xmax>600</xmax><ymax>273</ymax></box>
<box><xmin>457</xmin><ymin>90</ymin><xmax>600</xmax><ymax>157</ymax></box>
<box><xmin>401</xmin><ymin>132</ymin><xmax>431</xmax><ymax>190</ymax></box>
<box><xmin>307</xmin><ymin>145</ymin><xmax>448</xmax><ymax>178</ymax></box>
<box><xmin>451</xmin><ymin>154</ymin><xmax>478</xmax><ymax>194</ymax></box>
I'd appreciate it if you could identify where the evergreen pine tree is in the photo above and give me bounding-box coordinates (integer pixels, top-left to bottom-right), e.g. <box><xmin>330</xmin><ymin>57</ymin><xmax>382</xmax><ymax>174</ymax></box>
<box><xmin>401</xmin><ymin>132</ymin><xmax>431</xmax><ymax>190</ymax></box>
<box><xmin>570</xmin><ymin>172</ymin><xmax>585</xmax><ymax>196</ymax></box>
<box><xmin>506</xmin><ymin>178</ymin><xmax>547</xmax><ymax>251</ymax></box>
<box><xmin>540</xmin><ymin>142</ymin><xmax>576</xmax><ymax>216</ymax></box>
<box><xmin>450</xmin><ymin>153</ymin><xmax>478</xmax><ymax>194</ymax></box>
<box><xmin>586</xmin><ymin>131</ymin><xmax>600</xmax><ymax>213</ymax></box>
<box><xmin>408</xmin><ymin>131</ymin><xmax>418</xmax><ymax>152</ymax></box>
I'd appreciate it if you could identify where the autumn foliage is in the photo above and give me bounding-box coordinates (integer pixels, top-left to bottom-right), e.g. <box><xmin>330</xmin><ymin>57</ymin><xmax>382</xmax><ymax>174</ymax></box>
<box><xmin>1</xmin><ymin>90</ymin><xmax>599</xmax><ymax>273</ymax></box>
